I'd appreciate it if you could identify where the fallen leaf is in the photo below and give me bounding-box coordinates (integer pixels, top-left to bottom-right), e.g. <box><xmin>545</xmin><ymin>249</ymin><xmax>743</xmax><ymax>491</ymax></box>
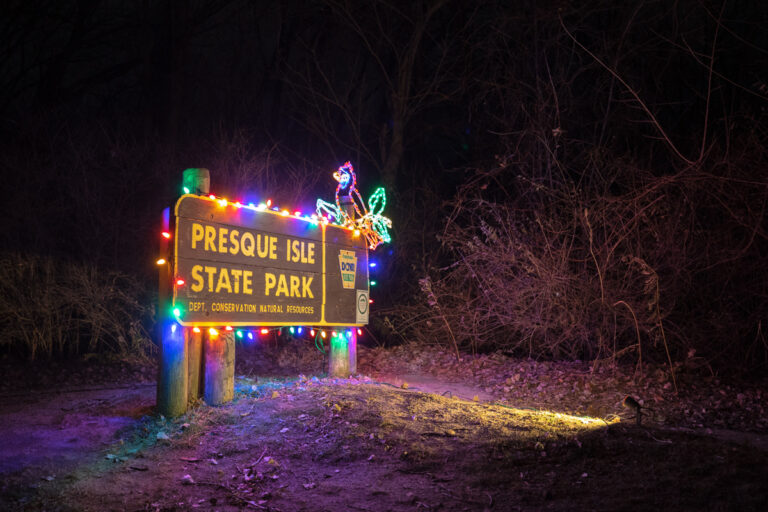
<box><xmin>181</xmin><ymin>474</ymin><xmax>195</xmax><ymax>485</ymax></box>
<box><xmin>271</xmin><ymin>391</ymin><xmax>280</xmax><ymax>399</ymax></box>
<box><xmin>303</xmin><ymin>482</ymin><xmax>316</xmax><ymax>489</ymax></box>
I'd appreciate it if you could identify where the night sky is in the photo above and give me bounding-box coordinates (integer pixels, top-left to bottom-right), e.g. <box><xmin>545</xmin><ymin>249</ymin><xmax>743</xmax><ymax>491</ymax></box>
<box><xmin>1</xmin><ymin>0</ymin><xmax>767</xmax><ymax>372</ymax></box>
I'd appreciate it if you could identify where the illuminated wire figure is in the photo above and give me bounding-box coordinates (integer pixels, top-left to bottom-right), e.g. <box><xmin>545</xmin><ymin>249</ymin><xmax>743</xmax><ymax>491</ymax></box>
<box><xmin>316</xmin><ymin>161</ymin><xmax>392</xmax><ymax>249</ymax></box>
<box><xmin>316</xmin><ymin>161</ymin><xmax>363</xmax><ymax>223</ymax></box>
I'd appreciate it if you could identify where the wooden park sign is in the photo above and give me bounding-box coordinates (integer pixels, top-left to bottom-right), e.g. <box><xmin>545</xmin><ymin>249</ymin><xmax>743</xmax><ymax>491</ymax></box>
<box><xmin>157</xmin><ymin>165</ymin><xmax>389</xmax><ymax>417</ymax></box>
<box><xmin>172</xmin><ymin>195</ymin><xmax>370</xmax><ymax>327</ymax></box>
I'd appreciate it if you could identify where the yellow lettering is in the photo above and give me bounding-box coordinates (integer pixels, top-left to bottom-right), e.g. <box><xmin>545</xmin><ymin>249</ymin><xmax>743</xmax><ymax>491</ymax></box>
<box><xmin>269</xmin><ymin>237</ymin><xmax>277</xmax><ymax>260</ymax></box>
<box><xmin>204</xmin><ymin>266</ymin><xmax>217</xmax><ymax>291</ymax></box>
<box><xmin>257</xmin><ymin>234</ymin><xmax>270</xmax><ymax>259</ymax></box>
<box><xmin>191</xmin><ymin>223</ymin><xmax>204</xmax><ymax>249</ymax></box>
<box><xmin>276</xmin><ymin>274</ymin><xmax>289</xmax><ymax>296</ymax></box>
<box><xmin>302</xmin><ymin>276</ymin><xmax>314</xmax><ymax>298</ymax></box>
<box><xmin>290</xmin><ymin>275</ymin><xmax>300</xmax><ymax>297</ymax></box>
<box><xmin>204</xmin><ymin>226</ymin><xmax>217</xmax><ymax>252</ymax></box>
<box><xmin>307</xmin><ymin>243</ymin><xmax>315</xmax><ymax>264</ymax></box>
<box><xmin>218</xmin><ymin>227</ymin><xmax>229</xmax><ymax>253</ymax></box>
<box><xmin>191</xmin><ymin>265</ymin><xmax>203</xmax><ymax>292</ymax></box>
<box><xmin>230</xmin><ymin>269</ymin><xmax>242</xmax><ymax>293</ymax></box>
<box><xmin>215</xmin><ymin>268</ymin><xmax>232</xmax><ymax>293</ymax></box>
<box><xmin>287</xmin><ymin>239</ymin><xmax>293</xmax><ymax>261</ymax></box>
<box><xmin>243</xmin><ymin>270</ymin><xmax>253</xmax><ymax>295</ymax></box>
<box><xmin>229</xmin><ymin>230</ymin><xmax>240</xmax><ymax>255</ymax></box>
<box><xmin>265</xmin><ymin>272</ymin><xmax>276</xmax><ymax>296</ymax></box>
<box><xmin>241</xmin><ymin>232</ymin><xmax>255</xmax><ymax>256</ymax></box>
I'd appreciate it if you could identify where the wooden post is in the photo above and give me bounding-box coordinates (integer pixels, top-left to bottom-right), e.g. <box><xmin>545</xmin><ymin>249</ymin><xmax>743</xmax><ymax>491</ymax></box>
<box><xmin>204</xmin><ymin>330</ymin><xmax>235</xmax><ymax>405</ymax></box>
<box><xmin>348</xmin><ymin>328</ymin><xmax>358</xmax><ymax>375</ymax></box>
<box><xmin>157</xmin><ymin>168</ymin><xmax>209</xmax><ymax>416</ymax></box>
<box><xmin>183</xmin><ymin>168</ymin><xmax>234</xmax><ymax>406</ymax></box>
<box><xmin>183</xmin><ymin>168</ymin><xmax>209</xmax><ymax>405</ymax></box>
<box><xmin>157</xmin><ymin>201</ymin><xmax>189</xmax><ymax>417</ymax></box>
<box><xmin>157</xmin><ymin>321</ymin><xmax>188</xmax><ymax>416</ymax></box>
<box><xmin>187</xmin><ymin>328</ymin><xmax>203</xmax><ymax>404</ymax></box>
<box><xmin>329</xmin><ymin>330</ymin><xmax>351</xmax><ymax>377</ymax></box>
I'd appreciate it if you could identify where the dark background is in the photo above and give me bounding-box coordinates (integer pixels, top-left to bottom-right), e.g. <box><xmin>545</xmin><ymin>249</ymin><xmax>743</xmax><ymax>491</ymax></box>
<box><xmin>0</xmin><ymin>0</ymin><xmax>766</xmax><ymax>375</ymax></box>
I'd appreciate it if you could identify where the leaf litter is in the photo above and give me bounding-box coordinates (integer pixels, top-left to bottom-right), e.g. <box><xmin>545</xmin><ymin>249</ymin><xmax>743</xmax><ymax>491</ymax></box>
<box><xmin>1</xmin><ymin>341</ymin><xmax>767</xmax><ymax>511</ymax></box>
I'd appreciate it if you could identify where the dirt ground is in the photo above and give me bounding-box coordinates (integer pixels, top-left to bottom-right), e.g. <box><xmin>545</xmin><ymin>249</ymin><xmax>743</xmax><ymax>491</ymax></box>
<box><xmin>1</xmin><ymin>340</ymin><xmax>767</xmax><ymax>511</ymax></box>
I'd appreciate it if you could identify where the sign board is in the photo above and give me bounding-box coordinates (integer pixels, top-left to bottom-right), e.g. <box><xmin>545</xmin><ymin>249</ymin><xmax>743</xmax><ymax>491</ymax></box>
<box><xmin>171</xmin><ymin>195</ymin><xmax>369</xmax><ymax>326</ymax></box>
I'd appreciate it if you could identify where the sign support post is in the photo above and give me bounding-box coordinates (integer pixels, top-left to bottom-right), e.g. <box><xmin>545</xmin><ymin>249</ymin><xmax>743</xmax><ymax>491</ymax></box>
<box><xmin>203</xmin><ymin>329</ymin><xmax>235</xmax><ymax>405</ymax></box>
<box><xmin>157</xmin><ymin>320</ymin><xmax>188</xmax><ymax>417</ymax></box>
<box><xmin>329</xmin><ymin>333</ymin><xmax>350</xmax><ymax>377</ymax></box>
<box><xmin>187</xmin><ymin>327</ymin><xmax>203</xmax><ymax>404</ymax></box>
<box><xmin>348</xmin><ymin>328</ymin><xmax>357</xmax><ymax>375</ymax></box>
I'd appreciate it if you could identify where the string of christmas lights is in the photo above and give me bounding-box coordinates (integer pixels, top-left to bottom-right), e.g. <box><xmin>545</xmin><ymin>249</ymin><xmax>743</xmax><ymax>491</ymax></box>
<box><xmin>170</xmin><ymin>322</ymin><xmax>362</xmax><ymax>347</ymax></box>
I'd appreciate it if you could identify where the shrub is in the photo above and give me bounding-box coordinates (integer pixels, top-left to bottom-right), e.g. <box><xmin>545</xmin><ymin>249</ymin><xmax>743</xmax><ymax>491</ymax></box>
<box><xmin>0</xmin><ymin>253</ymin><xmax>155</xmax><ymax>360</ymax></box>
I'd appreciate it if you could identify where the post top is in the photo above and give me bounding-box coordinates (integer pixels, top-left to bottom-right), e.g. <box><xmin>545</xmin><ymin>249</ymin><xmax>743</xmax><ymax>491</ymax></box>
<box><xmin>182</xmin><ymin>168</ymin><xmax>210</xmax><ymax>195</ymax></box>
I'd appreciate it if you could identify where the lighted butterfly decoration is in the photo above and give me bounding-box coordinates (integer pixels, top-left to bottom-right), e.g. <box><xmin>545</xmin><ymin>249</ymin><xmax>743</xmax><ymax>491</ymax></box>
<box><xmin>316</xmin><ymin>161</ymin><xmax>392</xmax><ymax>250</ymax></box>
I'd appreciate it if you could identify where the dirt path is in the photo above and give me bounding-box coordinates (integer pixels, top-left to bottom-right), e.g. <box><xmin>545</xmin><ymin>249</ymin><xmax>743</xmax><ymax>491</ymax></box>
<box><xmin>2</xmin><ymin>373</ymin><xmax>767</xmax><ymax>512</ymax></box>
<box><xmin>2</xmin><ymin>342</ymin><xmax>768</xmax><ymax>511</ymax></box>
<box><xmin>0</xmin><ymin>384</ymin><xmax>155</xmax><ymax>499</ymax></box>
<box><xmin>367</xmin><ymin>373</ymin><xmax>495</xmax><ymax>401</ymax></box>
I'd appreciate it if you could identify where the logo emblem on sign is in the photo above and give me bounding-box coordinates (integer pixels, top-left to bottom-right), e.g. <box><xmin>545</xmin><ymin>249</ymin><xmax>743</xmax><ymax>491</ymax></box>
<box><xmin>338</xmin><ymin>250</ymin><xmax>357</xmax><ymax>289</ymax></box>
<box><xmin>356</xmin><ymin>290</ymin><xmax>369</xmax><ymax>323</ymax></box>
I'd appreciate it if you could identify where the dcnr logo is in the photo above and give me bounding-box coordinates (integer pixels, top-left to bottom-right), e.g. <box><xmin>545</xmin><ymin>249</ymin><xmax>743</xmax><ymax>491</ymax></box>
<box><xmin>338</xmin><ymin>250</ymin><xmax>357</xmax><ymax>289</ymax></box>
